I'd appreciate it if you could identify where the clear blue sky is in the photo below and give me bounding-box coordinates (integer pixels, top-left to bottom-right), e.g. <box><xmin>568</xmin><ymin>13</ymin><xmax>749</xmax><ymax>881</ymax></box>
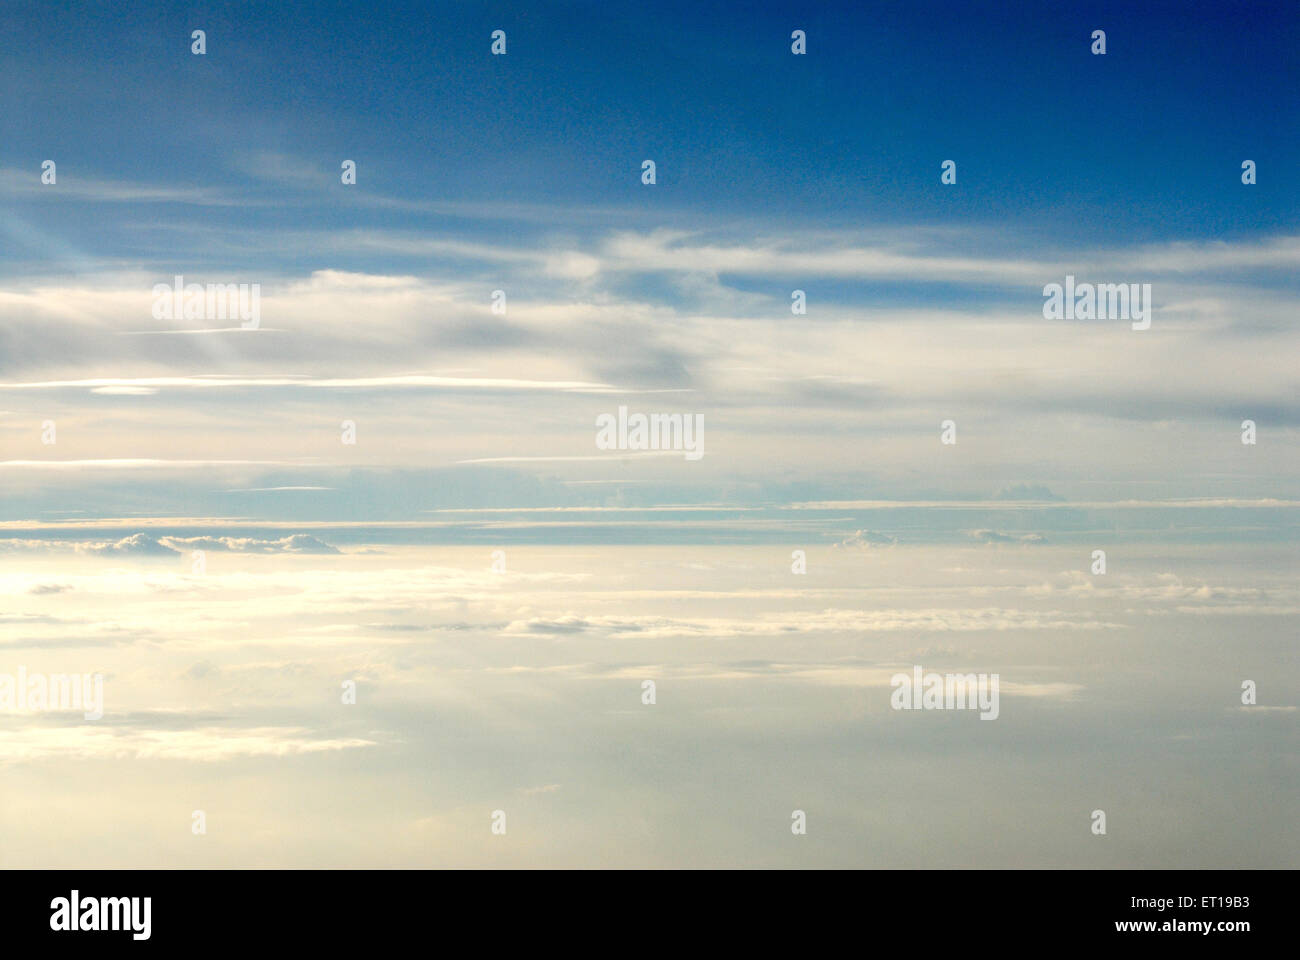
<box><xmin>3</xmin><ymin>0</ymin><xmax>1296</xmax><ymax>272</ymax></box>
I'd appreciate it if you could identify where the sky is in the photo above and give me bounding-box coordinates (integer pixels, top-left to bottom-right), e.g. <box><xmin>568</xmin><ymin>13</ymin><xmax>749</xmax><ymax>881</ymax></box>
<box><xmin>0</xmin><ymin>0</ymin><xmax>1296</xmax><ymax>867</ymax></box>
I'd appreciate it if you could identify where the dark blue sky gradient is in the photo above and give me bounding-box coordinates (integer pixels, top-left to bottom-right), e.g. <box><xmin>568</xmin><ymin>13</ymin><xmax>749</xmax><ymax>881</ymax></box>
<box><xmin>2</xmin><ymin>0</ymin><xmax>1295</xmax><ymax>259</ymax></box>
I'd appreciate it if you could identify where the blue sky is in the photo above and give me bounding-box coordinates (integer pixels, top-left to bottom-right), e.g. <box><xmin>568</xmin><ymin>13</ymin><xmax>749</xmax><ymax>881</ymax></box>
<box><xmin>4</xmin><ymin>0</ymin><xmax>1297</xmax><ymax>263</ymax></box>
<box><xmin>1</xmin><ymin>0</ymin><xmax>1297</xmax><ymax>533</ymax></box>
<box><xmin>0</xmin><ymin>0</ymin><xmax>1296</xmax><ymax>870</ymax></box>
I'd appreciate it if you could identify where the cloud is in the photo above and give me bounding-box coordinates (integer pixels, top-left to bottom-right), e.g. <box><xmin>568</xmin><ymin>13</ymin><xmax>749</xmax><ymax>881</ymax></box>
<box><xmin>0</xmin><ymin>374</ymin><xmax>615</xmax><ymax>393</ymax></box>
<box><xmin>0</xmin><ymin>168</ymin><xmax>242</xmax><ymax>206</ymax></box>
<box><xmin>596</xmin><ymin>229</ymin><xmax>1300</xmax><ymax>286</ymax></box>
<box><xmin>1232</xmin><ymin>705</ymin><xmax>1297</xmax><ymax>713</ymax></box>
<box><xmin>993</xmin><ymin>484</ymin><xmax>1062</xmax><ymax>501</ymax></box>
<box><xmin>1</xmin><ymin>228</ymin><xmax>1296</xmax><ymax>492</ymax></box>
<box><xmin>0</xmin><ymin>533</ymin><xmax>341</xmax><ymax>555</ymax></box>
<box><xmin>0</xmin><ymin>725</ymin><xmax>376</xmax><ymax>763</ymax></box>
<box><xmin>27</xmin><ymin>583</ymin><xmax>72</xmax><ymax>595</ymax></box>
<box><xmin>834</xmin><ymin>529</ymin><xmax>899</xmax><ymax>549</ymax></box>
<box><xmin>498</xmin><ymin>657</ymin><xmax>1087</xmax><ymax>700</ymax></box>
<box><xmin>505</xmin><ymin>616</ymin><xmax>593</xmax><ymax>635</ymax></box>
<box><xmin>967</xmin><ymin>530</ymin><xmax>1047</xmax><ymax>545</ymax></box>
<box><xmin>505</xmin><ymin>608</ymin><xmax>1120</xmax><ymax>640</ymax></box>
<box><xmin>0</xmin><ymin>459</ymin><xmax>290</xmax><ymax>470</ymax></box>
<box><xmin>81</xmin><ymin>533</ymin><xmax>178</xmax><ymax>556</ymax></box>
<box><xmin>160</xmin><ymin>534</ymin><xmax>340</xmax><ymax>554</ymax></box>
